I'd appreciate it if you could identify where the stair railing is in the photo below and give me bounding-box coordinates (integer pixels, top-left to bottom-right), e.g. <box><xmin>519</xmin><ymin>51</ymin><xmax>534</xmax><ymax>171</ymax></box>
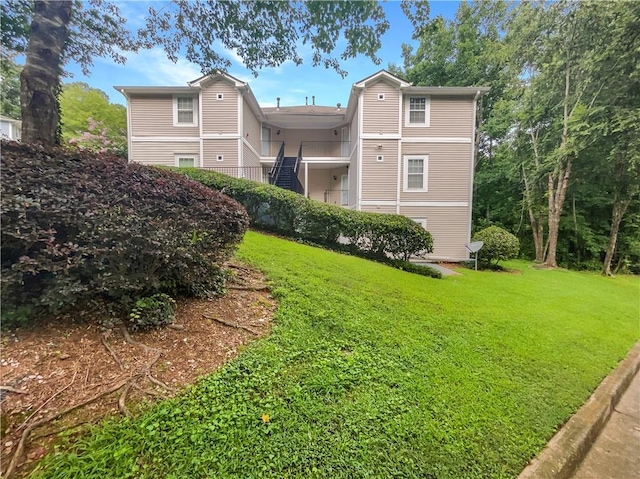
<box><xmin>268</xmin><ymin>142</ymin><xmax>285</xmax><ymax>185</ymax></box>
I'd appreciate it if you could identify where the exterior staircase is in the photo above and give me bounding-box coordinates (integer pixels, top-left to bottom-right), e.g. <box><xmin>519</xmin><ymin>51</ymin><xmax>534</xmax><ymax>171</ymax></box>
<box><xmin>269</xmin><ymin>143</ymin><xmax>304</xmax><ymax>194</ymax></box>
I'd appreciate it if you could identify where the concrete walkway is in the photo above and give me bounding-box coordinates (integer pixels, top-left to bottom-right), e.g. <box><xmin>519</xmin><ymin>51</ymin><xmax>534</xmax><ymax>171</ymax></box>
<box><xmin>518</xmin><ymin>342</ymin><xmax>640</xmax><ymax>479</ymax></box>
<box><xmin>571</xmin><ymin>370</ymin><xmax>640</xmax><ymax>478</ymax></box>
<box><xmin>411</xmin><ymin>261</ymin><xmax>460</xmax><ymax>276</ymax></box>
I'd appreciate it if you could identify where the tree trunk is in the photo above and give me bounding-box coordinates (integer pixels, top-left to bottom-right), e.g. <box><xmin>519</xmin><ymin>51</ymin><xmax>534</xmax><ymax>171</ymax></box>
<box><xmin>602</xmin><ymin>199</ymin><xmax>629</xmax><ymax>276</ymax></box>
<box><xmin>20</xmin><ymin>1</ymin><xmax>72</xmax><ymax>145</ymax></box>
<box><xmin>522</xmin><ymin>163</ymin><xmax>545</xmax><ymax>262</ymax></box>
<box><xmin>543</xmin><ymin>160</ymin><xmax>572</xmax><ymax>268</ymax></box>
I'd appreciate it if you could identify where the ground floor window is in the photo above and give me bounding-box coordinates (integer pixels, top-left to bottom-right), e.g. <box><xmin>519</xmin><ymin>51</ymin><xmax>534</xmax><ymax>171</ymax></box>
<box><xmin>175</xmin><ymin>154</ymin><xmax>198</xmax><ymax>167</ymax></box>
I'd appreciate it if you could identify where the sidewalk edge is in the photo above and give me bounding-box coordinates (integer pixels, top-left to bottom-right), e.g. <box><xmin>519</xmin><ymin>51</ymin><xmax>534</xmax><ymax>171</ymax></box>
<box><xmin>517</xmin><ymin>340</ymin><xmax>640</xmax><ymax>479</ymax></box>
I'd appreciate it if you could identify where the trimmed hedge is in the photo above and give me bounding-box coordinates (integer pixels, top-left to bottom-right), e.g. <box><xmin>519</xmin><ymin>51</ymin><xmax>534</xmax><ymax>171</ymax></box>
<box><xmin>1</xmin><ymin>142</ymin><xmax>249</xmax><ymax>327</ymax></box>
<box><xmin>472</xmin><ymin>226</ymin><xmax>520</xmax><ymax>266</ymax></box>
<box><xmin>174</xmin><ymin>168</ymin><xmax>434</xmax><ymax>262</ymax></box>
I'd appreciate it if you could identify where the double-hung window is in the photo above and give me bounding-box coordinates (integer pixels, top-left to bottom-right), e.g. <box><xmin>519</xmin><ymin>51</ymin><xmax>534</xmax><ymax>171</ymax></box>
<box><xmin>173</xmin><ymin>95</ymin><xmax>197</xmax><ymax>126</ymax></box>
<box><xmin>403</xmin><ymin>155</ymin><xmax>428</xmax><ymax>191</ymax></box>
<box><xmin>405</xmin><ymin>96</ymin><xmax>430</xmax><ymax>127</ymax></box>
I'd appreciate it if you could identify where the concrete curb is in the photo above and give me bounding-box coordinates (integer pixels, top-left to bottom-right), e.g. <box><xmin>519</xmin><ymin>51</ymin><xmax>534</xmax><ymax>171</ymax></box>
<box><xmin>517</xmin><ymin>341</ymin><xmax>640</xmax><ymax>479</ymax></box>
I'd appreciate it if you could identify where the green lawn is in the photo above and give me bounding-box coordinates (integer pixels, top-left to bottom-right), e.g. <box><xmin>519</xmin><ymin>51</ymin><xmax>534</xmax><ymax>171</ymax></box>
<box><xmin>36</xmin><ymin>232</ymin><xmax>639</xmax><ymax>479</ymax></box>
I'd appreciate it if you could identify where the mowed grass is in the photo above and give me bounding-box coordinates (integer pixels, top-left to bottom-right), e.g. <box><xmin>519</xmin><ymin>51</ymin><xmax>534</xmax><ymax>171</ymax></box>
<box><xmin>36</xmin><ymin>232</ymin><xmax>639</xmax><ymax>479</ymax></box>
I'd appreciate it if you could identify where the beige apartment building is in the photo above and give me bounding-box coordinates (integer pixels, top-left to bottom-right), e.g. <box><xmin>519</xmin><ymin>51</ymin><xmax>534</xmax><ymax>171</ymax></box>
<box><xmin>115</xmin><ymin>70</ymin><xmax>488</xmax><ymax>261</ymax></box>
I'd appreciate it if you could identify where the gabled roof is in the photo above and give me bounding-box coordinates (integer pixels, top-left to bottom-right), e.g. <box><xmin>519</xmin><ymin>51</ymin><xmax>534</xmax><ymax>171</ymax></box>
<box><xmin>188</xmin><ymin>70</ymin><xmax>247</xmax><ymax>88</ymax></box>
<box><xmin>353</xmin><ymin>69</ymin><xmax>411</xmax><ymax>88</ymax></box>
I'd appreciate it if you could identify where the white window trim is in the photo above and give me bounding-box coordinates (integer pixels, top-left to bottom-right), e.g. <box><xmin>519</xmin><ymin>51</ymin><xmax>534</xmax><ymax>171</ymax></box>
<box><xmin>376</xmin><ymin>155</ymin><xmax>384</xmax><ymax>162</ymax></box>
<box><xmin>404</xmin><ymin>95</ymin><xmax>430</xmax><ymax>127</ymax></box>
<box><xmin>216</xmin><ymin>155</ymin><xmax>224</xmax><ymax>162</ymax></box>
<box><xmin>173</xmin><ymin>95</ymin><xmax>198</xmax><ymax>127</ymax></box>
<box><xmin>377</xmin><ymin>93</ymin><xmax>385</xmax><ymax>101</ymax></box>
<box><xmin>216</xmin><ymin>93</ymin><xmax>224</xmax><ymax>100</ymax></box>
<box><xmin>174</xmin><ymin>154</ymin><xmax>199</xmax><ymax>167</ymax></box>
<box><xmin>403</xmin><ymin>155</ymin><xmax>428</xmax><ymax>192</ymax></box>
<box><xmin>411</xmin><ymin>218</ymin><xmax>428</xmax><ymax>229</ymax></box>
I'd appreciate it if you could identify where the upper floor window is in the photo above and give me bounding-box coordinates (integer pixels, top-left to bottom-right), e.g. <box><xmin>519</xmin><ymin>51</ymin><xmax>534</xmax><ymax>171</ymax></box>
<box><xmin>173</xmin><ymin>95</ymin><xmax>198</xmax><ymax>127</ymax></box>
<box><xmin>405</xmin><ymin>96</ymin><xmax>430</xmax><ymax>127</ymax></box>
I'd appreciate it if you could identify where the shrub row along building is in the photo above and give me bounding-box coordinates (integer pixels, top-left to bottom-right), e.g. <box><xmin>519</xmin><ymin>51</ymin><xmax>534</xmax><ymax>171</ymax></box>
<box><xmin>115</xmin><ymin>70</ymin><xmax>488</xmax><ymax>261</ymax></box>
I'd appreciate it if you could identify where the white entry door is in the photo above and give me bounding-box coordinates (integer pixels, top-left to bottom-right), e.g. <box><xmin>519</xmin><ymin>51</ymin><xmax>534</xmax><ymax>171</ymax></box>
<box><xmin>341</xmin><ymin>174</ymin><xmax>349</xmax><ymax>205</ymax></box>
<box><xmin>261</xmin><ymin>126</ymin><xmax>271</xmax><ymax>156</ymax></box>
<box><xmin>341</xmin><ymin>127</ymin><xmax>350</xmax><ymax>156</ymax></box>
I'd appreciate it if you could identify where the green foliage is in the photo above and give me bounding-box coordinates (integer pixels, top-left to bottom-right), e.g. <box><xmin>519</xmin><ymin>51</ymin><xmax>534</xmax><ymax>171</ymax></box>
<box><xmin>0</xmin><ymin>56</ymin><xmax>21</xmax><ymax>119</ymax></box>
<box><xmin>129</xmin><ymin>293</ymin><xmax>176</xmax><ymax>331</ymax></box>
<box><xmin>141</xmin><ymin>1</ymin><xmax>389</xmax><ymax>77</ymax></box>
<box><xmin>60</xmin><ymin>82</ymin><xmax>127</xmax><ymax>156</ymax></box>
<box><xmin>1</xmin><ymin>142</ymin><xmax>249</xmax><ymax>327</ymax></box>
<box><xmin>175</xmin><ymin>168</ymin><xmax>434</xmax><ymax>262</ymax></box>
<box><xmin>1</xmin><ymin>0</ymin><xmax>141</xmax><ymax>76</ymax></box>
<box><xmin>386</xmin><ymin>259</ymin><xmax>442</xmax><ymax>278</ymax></box>
<box><xmin>32</xmin><ymin>232</ymin><xmax>640</xmax><ymax>479</ymax></box>
<box><xmin>472</xmin><ymin>226</ymin><xmax>520</xmax><ymax>266</ymax></box>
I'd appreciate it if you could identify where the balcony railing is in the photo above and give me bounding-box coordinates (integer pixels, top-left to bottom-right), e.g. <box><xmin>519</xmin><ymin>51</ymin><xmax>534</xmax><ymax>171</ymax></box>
<box><xmin>260</xmin><ymin>140</ymin><xmax>350</xmax><ymax>157</ymax></box>
<box><xmin>302</xmin><ymin>141</ymin><xmax>350</xmax><ymax>157</ymax></box>
<box><xmin>323</xmin><ymin>189</ymin><xmax>349</xmax><ymax>205</ymax></box>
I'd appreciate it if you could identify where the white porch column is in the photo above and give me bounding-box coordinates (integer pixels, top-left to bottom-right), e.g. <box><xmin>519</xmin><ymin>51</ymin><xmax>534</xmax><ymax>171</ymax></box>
<box><xmin>304</xmin><ymin>162</ymin><xmax>309</xmax><ymax>197</ymax></box>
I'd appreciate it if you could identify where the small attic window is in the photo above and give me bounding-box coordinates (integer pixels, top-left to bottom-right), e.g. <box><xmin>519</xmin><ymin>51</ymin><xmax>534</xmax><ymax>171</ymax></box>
<box><xmin>216</xmin><ymin>93</ymin><xmax>224</xmax><ymax>101</ymax></box>
<box><xmin>376</xmin><ymin>155</ymin><xmax>384</xmax><ymax>162</ymax></box>
<box><xmin>377</xmin><ymin>93</ymin><xmax>385</xmax><ymax>101</ymax></box>
<box><xmin>216</xmin><ymin>155</ymin><xmax>224</xmax><ymax>161</ymax></box>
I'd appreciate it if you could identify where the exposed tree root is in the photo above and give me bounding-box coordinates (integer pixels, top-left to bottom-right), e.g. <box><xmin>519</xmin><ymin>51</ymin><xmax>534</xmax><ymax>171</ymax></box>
<box><xmin>17</xmin><ymin>370</ymin><xmax>78</xmax><ymax>431</ymax></box>
<box><xmin>31</xmin><ymin>421</ymin><xmax>91</xmax><ymax>441</ymax></box>
<box><xmin>225</xmin><ymin>262</ymin><xmax>252</xmax><ymax>272</ymax></box>
<box><xmin>202</xmin><ymin>313</ymin><xmax>260</xmax><ymax>335</ymax></box>
<box><xmin>4</xmin><ymin>379</ymin><xmax>129</xmax><ymax>479</ymax></box>
<box><xmin>118</xmin><ymin>380</ymin><xmax>135</xmax><ymax>417</ymax></box>
<box><xmin>101</xmin><ymin>334</ymin><xmax>125</xmax><ymax>371</ymax></box>
<box><xmin>132</xmin><ymin>383</ymin><xmax>166</xmax><ymax>398</ymax></box>
<box><xmin>0</xmin><ymin>386</ymin><xmax>27</xmax><ymax>394</ymax></box>
<box><xmin>166</xmin><ymin>323</ymin><xmax>185</xmax><ymax>330</ymax></box>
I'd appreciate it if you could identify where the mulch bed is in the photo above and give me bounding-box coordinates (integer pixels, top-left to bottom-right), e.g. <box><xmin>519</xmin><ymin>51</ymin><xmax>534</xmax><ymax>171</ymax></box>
<box><xmin>0</xmin><ymin>261</ymin><xmax>277</xmax><ymax>478</ymax></box>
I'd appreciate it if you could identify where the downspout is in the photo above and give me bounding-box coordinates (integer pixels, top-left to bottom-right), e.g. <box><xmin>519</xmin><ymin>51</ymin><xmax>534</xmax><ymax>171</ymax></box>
<box><xmin>467</xmin><ymin>90</ymin><xmax>481</xmax><ymax>257</ymax></box>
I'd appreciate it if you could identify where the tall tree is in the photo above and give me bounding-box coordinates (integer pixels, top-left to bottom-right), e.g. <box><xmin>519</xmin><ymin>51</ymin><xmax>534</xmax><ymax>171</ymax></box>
<box><xmin>2</xmin><ymin>0</ymin><xmax>390</xmax><ymax>145</ymax></box>
<box><xmin>60</xmin><ymin>82</ymin><xmax>127</xmax><ymax>155</ymax></box>
<box><xmin>19</xmin><ymin>1</ymin><xmax>71</xmax><ymax>145</ymax></box>
<box><xmin>509</xmin><ymin>0</ymin><xmax>640</xmax><ymax>269</ymax></box>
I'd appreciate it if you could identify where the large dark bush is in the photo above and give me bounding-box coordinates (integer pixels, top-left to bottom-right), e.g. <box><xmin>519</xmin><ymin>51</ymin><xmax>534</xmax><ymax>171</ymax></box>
<box><xmin>176</xmin><ymin>168</ymin><xmax>433</xmax><ymax>262</ymax></box>
<box><xmin>1</xmin><ymin>142</ymin><xmax>249</xmax><ymax>326</ymax></box>
<box><xmin>472</xmin><ymin>226</ymin><xmax>520</xmax><ymax>266</ymax></box>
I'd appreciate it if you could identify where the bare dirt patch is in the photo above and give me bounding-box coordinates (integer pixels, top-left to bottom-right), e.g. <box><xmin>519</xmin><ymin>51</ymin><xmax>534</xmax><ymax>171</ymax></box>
<box><xmin>0</xmin><ymin>261</ymin><xmax>276</xmax><ymax>478</ymax></box>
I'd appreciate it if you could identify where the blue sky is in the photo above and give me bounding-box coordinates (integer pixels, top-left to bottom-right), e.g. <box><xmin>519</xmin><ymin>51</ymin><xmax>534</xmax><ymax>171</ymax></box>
<box><xmin>66</xmin><ymin>1</ymin><xmax>460</xmax><ymax>107</ymax></box>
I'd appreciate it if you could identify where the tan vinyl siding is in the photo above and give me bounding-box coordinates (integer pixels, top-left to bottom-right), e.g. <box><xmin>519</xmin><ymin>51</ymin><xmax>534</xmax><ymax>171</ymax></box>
<box><xmin>130</xmin><ymin>95</ymin><xmax>198</xmax><ymax>137</ymax></box>
<box><xmin>305</xmin><ymin>169</ymin><xmax>331</xmax><ymax>202</ymax></box>
<box><xmin>130</xmin><ymin>141</ymin><xmax>199</xmax><ymax>166</ymax></box>
<box><xmin>279</xmin><ymin>128</ymin><xmax>339</xmax><ymax>157</ymax></box>
<box><xmin>203</xmin><ymin>139</ymin><xmax>238</xmax><ymax>167</ymax></box>
<box><xmin>243</xmin><ymin>100</ymin><xmax>261</xmax><ymax>152</ymax></box>
<box><xmin>401</xmin><ymin>206</ymin><xmax>470</xmax><ymax>260</ymax></box>
<box><xmin>360</xmin><ymin>139</ymin><xmax>398</xmax><ymax>202</ymax></box>
<box><xmin>242</xmin><ymin>141</ymin><xmax>260</xmax><ymax>168</ymax></box>
<box><xmin>202</xmin><ymin>80</ymin><xmax>238</xmax><ymax>135</ymax></box>
<box><xmin>400</xmin><ymin>143</ymin><xmax>472</xmax><ymax>202</ymax></box>
<box><xmin>361</xmin><ymin>205</ymin><xmax>397</xmax><ymax>214</ymax></box>
<box><xmin>402</xmin><ymin>96</ymin><xmax>474</xmax><ymax>138</ymax></box>
<box><xmin>362</xmin><ymin>82</ymin><xmax>400</xmax><ymax>135</ymax></box>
